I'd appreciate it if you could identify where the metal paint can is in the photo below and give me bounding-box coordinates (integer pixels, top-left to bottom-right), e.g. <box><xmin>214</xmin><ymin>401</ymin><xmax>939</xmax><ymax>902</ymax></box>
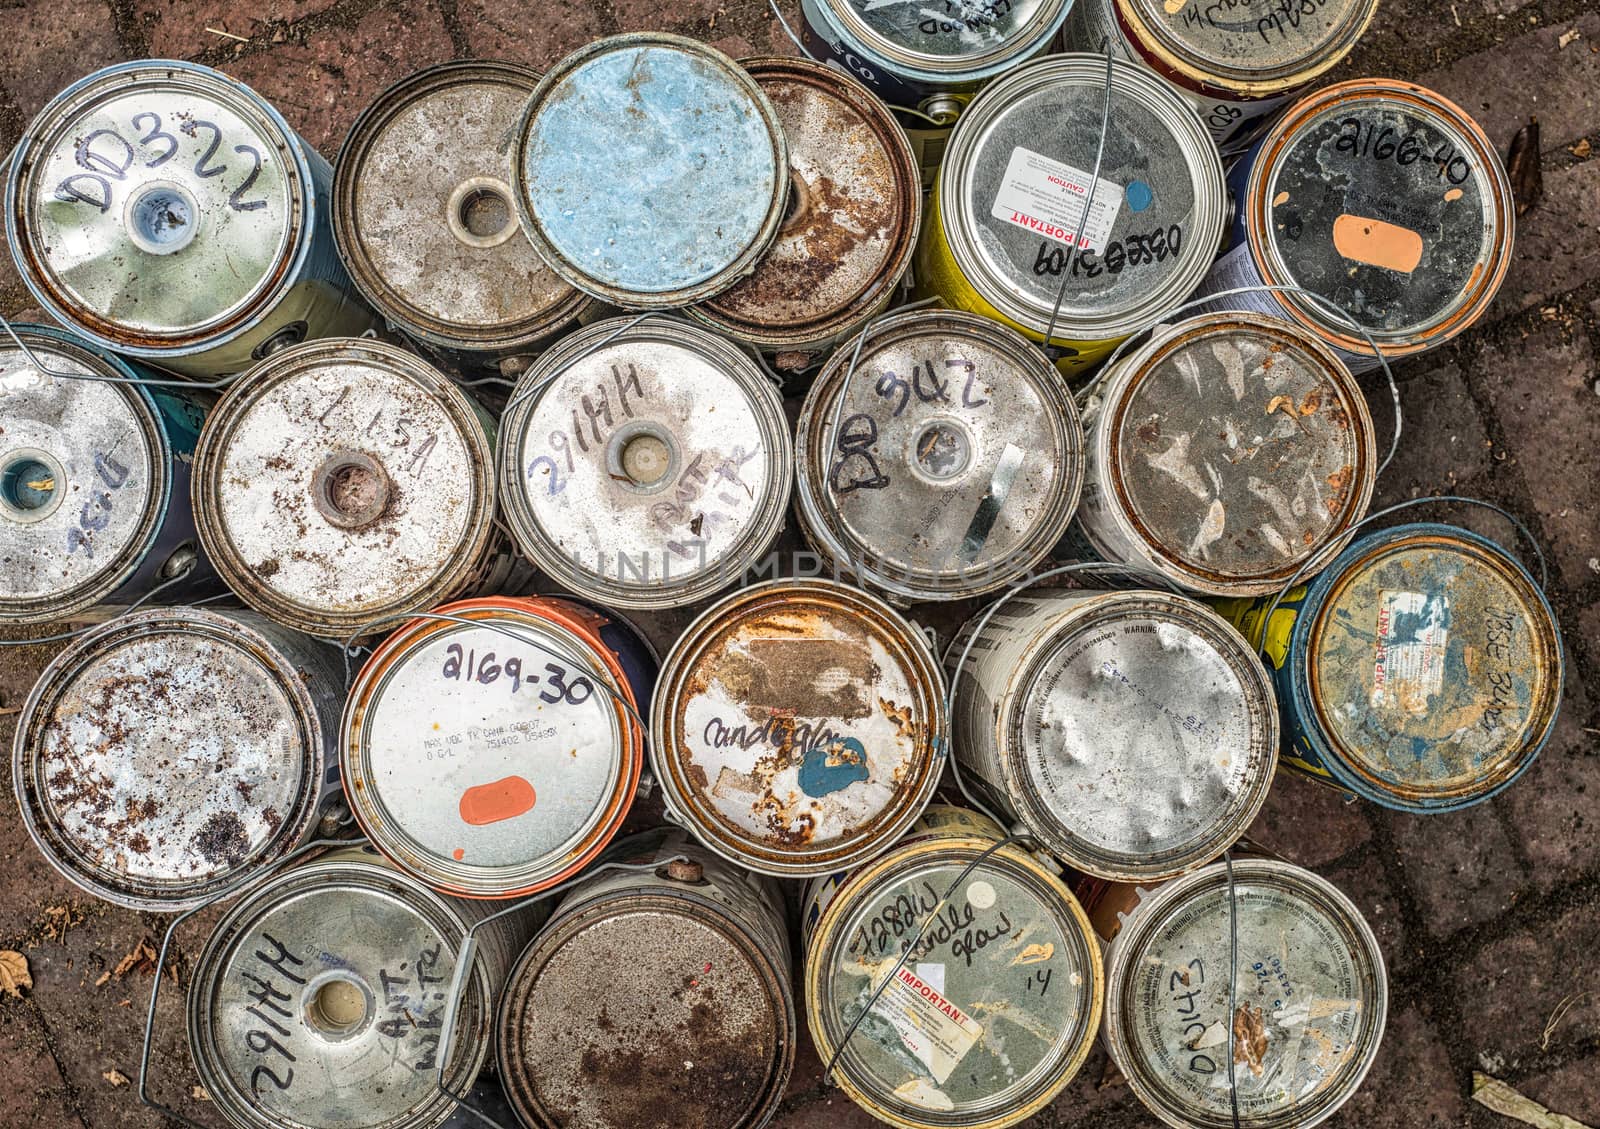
<box><xmin>651</xmin><ymin>578</ymin><xmax>946</xmax><ymax>879</ymax></box>
<box><xmin>187</xmin><ymin>843</ymin><xmax>542</xmax><ymax>1129</ymax></box>
<box><xmin>1081</xmin><ymin>857</ymin><xmax>1386</xmax><ymax>1129</ymax></box>
<box><xmin>512</xmin><ymin>34</ymin><xmax>789</xmax><ymax>309</ymax></box>
<box><xmin>1215</xmin><ymin>522</ymin><xmax>1563</xmax><ymax>812</ymax></box>
<box><xmin>12</xmin><ymin>607</ymin><xmax>341</xmax><ymax>912</ymax></box>
<box><xmin>794</xmin><ymin>308</ymin><xmax>1085</xmax><ymax>603</ymax></box>
<box><xmin>946</xmin><ymin>589</ymin><xmax>1277</xmax><ymax>879</ymax></box>
<box><xmin>1070</xmin><ymin>311</ymin><xmax>1377</xmax><ymax>597</ymax></box>
<box><xmin>499</xmin><ymin>316</ymin><xmax>792</xmax><ymax>610</ymax></box>
<box><xmin>341</xmin><ymin>595</ymin><xmax>653</xmax><ymax>900</ymax></box>
<box><xmin>917</xmin><ymin>55</ymin><xmax>1227</xmax><ymax>377</ymax></box>
<box><xmin>802</xmin><ymin>804</ymin><xmax>1102</xmax><ymax>1128</ymax></box>
<box><xmin>496</xmin><ymin>828</ymin><xmax>795</xmax><ymax>1129</ymax></box>
<box><xmin>193</xmin><ymin>338</ymin><xmax>504</xmax><ymax>639</ymax></box>
<box><xmin>0</xmin><ymin>324</ymin><xmax>219</xmax><ymax>624</ymax></box>
<box><xmin>333</xmin><ymin>61</ymin><xmax>597</xmax><ymax>376</ymax></box>
<box><xmin>797</xmin><ymin>0</ymin><xmax>1073</xmax><ymax>183</ymax></box>
<box><xmin>687</xmin><ymin>57</ymin><xmax>921</xmax><ymax>374</ymax></box>
<box><xmin>1061</xmin><ymin>0</ymin><xmax>1377</xmax><ymax>150</ymax></box>
<box><xmin>1196</xmin><ymin>80</ymin><xmax>1515</xmax><ymax>374</ymax></box>
<box><xmin>5</xmin><ymin>61</ymin><xmax>375</xmax><ymax>377</ymax></box>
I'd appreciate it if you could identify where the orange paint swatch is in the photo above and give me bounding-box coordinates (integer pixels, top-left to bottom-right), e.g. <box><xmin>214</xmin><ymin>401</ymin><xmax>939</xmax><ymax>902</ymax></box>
<box><xmin>459</xmin><ymin>775</ymin><xmax>537</xmax><ymax>826</ymax></box>
<box><xmin>1332</xmin><ymin>214</ymin><xmax>1423</xmax><ymax>274</ymax></box>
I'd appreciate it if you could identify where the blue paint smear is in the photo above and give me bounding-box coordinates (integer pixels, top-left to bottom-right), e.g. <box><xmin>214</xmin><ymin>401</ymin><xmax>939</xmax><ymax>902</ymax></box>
<box><xmin>1126</xmin><ymin>180</ymin><xmax>1153</xmax><ymax>212</ymax></box>
<box><xmin>798</xmin><ymin>737</ymin><xmax>869</xmax><ymax>797</ymax></box>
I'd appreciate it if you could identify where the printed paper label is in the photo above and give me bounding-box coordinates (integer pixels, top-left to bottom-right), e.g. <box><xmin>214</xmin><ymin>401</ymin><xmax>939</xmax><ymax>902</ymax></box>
<box><xmin>1372</xmin><ymin>590</ymin><xmax>1449</xmax><ymax>714</ymax></box>
<box><xmin>990</xmin><ymin>147</ymin><xmax>1124</xmax><ymax>254</ymax></box>
<box><xmin>871</xmin><ymin>966</ymin><xmax>982</xmax><ymax>1084</ymax></box>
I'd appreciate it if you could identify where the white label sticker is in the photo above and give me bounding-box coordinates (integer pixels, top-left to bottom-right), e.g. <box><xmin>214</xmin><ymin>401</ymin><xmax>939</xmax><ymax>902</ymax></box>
<box><xmin>871</xmin><ymin>966</ymin><xmax>983</xmax><ymax>1085</ymax></box>
<box><xmin>990</xmin><ymin>147</ymin><xmax>1124</xmax><ymax>254</ymax></box>
<box><xmin>916</xmin><ymin>962</ymin><xmax>946</xmax><ymax>993</ymax></box>
<box><xmin>1372</xmin><ymin>590</ymin><xmax>1449</xmax><ymax>714</ymax></box>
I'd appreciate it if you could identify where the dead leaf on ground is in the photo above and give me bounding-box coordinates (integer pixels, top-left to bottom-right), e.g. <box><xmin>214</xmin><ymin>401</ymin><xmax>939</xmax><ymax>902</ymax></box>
<box><xmin>113</xmin><ymin>938</ymin><xmax>158</xmax><ymax>980</ymax></box>
<box><xmin>1570</xmin><ymin>139</ymin><xmax>1592</xmax><ymax>159</ymax></box>
<box><xmin>1507</xmin><ymin>118</ymin><xmax>1543</xmax><ymax>217</ymax></box>
<box><xmin>102</xmin><ymin>1070</ymin><xmax>129</xmax><ymax>1088</ymax></box>
<box><xmin>1557</xmin><ymin>28</ymin><xmax>1581</xmax><ymax>49</ymax></box>
<box><xmin>1473</xmin><ymin>1072</ymin><xmax>1593</xmax><ymax>1128</ymax></box>
<box><xmin>0</xmin><ymin>951</ymin><xmax>32</xmax><ymax>998</ymax></box>
<box><xmin>40</xmin><ymin>904</ymin><xmax>85</xmax><ymax>944</ymax></box>
<box><xmin>94</xmin><ymin>971</ymin><xmax>111</xmax><ymax>987</ymax></box>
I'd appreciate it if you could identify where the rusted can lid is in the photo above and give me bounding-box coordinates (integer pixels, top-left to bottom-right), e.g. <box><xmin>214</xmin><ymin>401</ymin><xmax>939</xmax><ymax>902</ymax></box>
<box><xmin>499</xmin><ymin>316</ymin><xmax>791</xmax><ymax>610</ymax></box>
<box><xmin>1085</xmin><ymin>312</ymin><xmax>1377</xmax><ymax>595</ymax></box>
<box><xmin>193</xmin><ymin>339</ymin><xmax>497</xmax><ymax>638</ymax></box>
<box><xmin>1247</xmin><ymin>81</ymin><xmax>1513</xmax><ymax>360</ymax></box>
<box><xmin>1118</xmin><ymin>0</ymin><xmax>1377</xmax><ymax>93</ymax></box>
<box><xmin>12</xmin><ymin>608</ymin><xmax>327</xmax><ymax>912</ymax></box>
<box><xmin>342</xmin><ymin>597</ymin><xmax>645</xmax><ymax>899</ymax></box>
<box><xmin>513</xmin><ymin>34</ymin><xmax>788</xmax><ymax>309</ymax></box>
<box><xmin>0</xmin><ymin>327</ymin><xmax>173</xmax><ymax>623</ymax></box>
<box><xmin>689</xmin><ymin>57</ymin><xmax>920</xmax><ymax>357</ymax></box>
<box><xmin>1102</xmin><ymin>858</ymin><xmax>1387</xmax><ymax>1129</ymax></box>
<box><xmin>813</xmin><ymin>0</ymin><xmax>1071</xmax><ymax>82</ymax></box>
<box><xmin>188</xmin><ymin>847</ymin><xmax>500</xmax><ymax>1129</ymax></box>
<box><xmin>5</xmin><ymin>61</ymin><xmax>310</xmax><ymax>353</ymax></box>
<box><xmin>805</xmin><ymin>827</ymin><xmax>1102</xmax><ymax>1128</ymax></box>
<box><xmin>334</xmin><ymin>61</ymin><xmax>592</xmax><ymax>359</ymax></box>
<box><xmin>1298</xmin><ymin>525</ymin><xmax>1563</xmax><ymax>808</ymax></box>
<box><xmin>651</xmin><ymin>579</ymin><xmax>946</xmax><ymax>878</ymax></box>
<box><xmin>795</xmin><ymin>309</ymin><xmax>1084</xmax><ymax>601</ymax></box>
<box><xmin>938</xmin><ymin>55</ymin><xmax>1225</xmax><ymax>343</ymax></box>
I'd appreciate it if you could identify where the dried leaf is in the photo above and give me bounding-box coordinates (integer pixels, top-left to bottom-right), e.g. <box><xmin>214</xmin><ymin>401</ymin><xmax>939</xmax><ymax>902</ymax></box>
<box><xmin>1557</xmin><ymin>28</ymin><xmax>1581</xmax><ymax>49</ymax></box>
<box><xmin>1570</xmin><ymin>139</ymin><xmax>1592</xmax><ymax>159</ymax></box>
<box><xmin>93</xmin><ymin>971</ymin><xmax>110</xmax><ymax>987</ymax></box>
<box><xmin>1473</xmin><ymin>1073</ymin><xmax>1593</xmax><ymax>1128</ymax></box>
<box><xmin>1507</xmin><ymin>118</ymin><xmax>1543</xmax><ymax>218</ymax></box>
<box><xmin>102</xmin><ymin>1070</ymin><xmax>129</xmax><ymax>1088</ymax></box>
<box><xmin>113</xmin><ymin>938</ymin><xmax>157</xmax><ymax>980</ymax></box>
<box><xmin>0</xmin><ymin>951</ymin><xmax>32</xmax><ymax>998</ymax></box>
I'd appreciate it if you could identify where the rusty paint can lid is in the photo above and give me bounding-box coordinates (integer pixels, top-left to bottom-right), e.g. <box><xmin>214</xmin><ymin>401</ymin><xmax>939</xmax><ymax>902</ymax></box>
<box><xmin>813</xmin><ymin>0</ymin><xmax>1071</xmax><ymax>83</ymax></box>
<box><xmin>651</xmin><ymin>579</ymin><xmax>946</xmax><ymax>878</ymax></box>
<box><xmin>5</xmin><ymin>61</ymin><xmax>311</xmax><ymax>354</ymax></box>
<box><xmin>334</xmin><ymin>61</ymin><xmax>593</xmax><ymax>359</ymax></box>
<box><xmin>499</xmin><ymin>316</ymin><xmax>791</xmax><ymax>610</ymax></box>
<box><xmin>803</xmin><ymin>815</ymin><xmax>1102</xmax><ymax>1128</ymax></box>
<box><xmin>1101</xmin><ymin>858</ymin><xmax>1387</xmax><ymax>1129</ymax></box>
<box><xmin>0</xmin><ymin>326</ymin><xmax>172</xmax><ymax>623</ymax></box>
<box><xmin>497</xmin><ymin>830</ymin><xmax>795</xmax><ymax>1129</ymax></box>
<box><xmin>1296</xmin><ymin>524</ymin><xmax>1563</xmax><ymax>809</ymax></box>
<box><xmin>1085</xmin><ymin>312</ymin><xmax>1377</xmax><ymax>596</ymax></box>
<box><xmin>193</xmin><ymin>339</ymin><xmax>497</xmax><ymax>638</ymax></box>
<box><xmin>689</xmin><ymin>58</ymin><xmax>920</xmax><ymax>356</ymax></box>
<box><xmin>342</xmin><ymin>597</ymin><xmax>646</xmax><ymax>899</ymax></box>
<box><xmin>1118</xmin><ymin>0</ymin><xmax>1377</xmax><ymax>94</ymax></box>
<box><xmin>12</xmin><ymin>608</ymin><xmax>325</xmax><ymax>912</ymax></box>
<box><xmin>938</xmin><ymin>55</ymin><xmax>1225</xmax><ymax>343</ymax></box>
<box><xmin>512</xmin><ymin>34</ymin><xmax>788</xmax><ymax>309</ymax></box>
<box><xmin>795</xmin><ymin>309</ymin><xmax>1084</xmax><ymax>601</ymax></box>
<box><xmin>187</xmin><ymin>845</ymin><xmax>509</xmax><ymax>1129</ymax></box>
<box><xmin>1246</xmin><ymin>80</ymin><xmax>1514</xmax><ymax>360</ymax></box>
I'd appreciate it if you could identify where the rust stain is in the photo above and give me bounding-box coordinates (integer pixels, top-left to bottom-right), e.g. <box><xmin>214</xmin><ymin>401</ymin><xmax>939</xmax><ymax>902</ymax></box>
<box><xmin>1232</xmin><ymin>1004</ymin><xmax>1269</xmax><ymax>1076</ymax></box>
<box><xmin>878</xmin><ymin>697</ymin><xmax>914</xmax><ymax>738</ymax></box>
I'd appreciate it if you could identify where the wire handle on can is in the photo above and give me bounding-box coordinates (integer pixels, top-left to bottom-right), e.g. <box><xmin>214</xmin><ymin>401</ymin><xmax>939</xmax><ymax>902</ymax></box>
<box><xmin>0</xmin><ymin>555</ymin><xmax>198</xmax><ymax>648</ymax></box>
<box><xmin>1223</xmin><ymin>848</ymin><xmax>1242</xmax><ymax>1129</ymax></box>
<box><xmin>0</xmin><ymin>312</ymin><xmax>242</xmax><ymax>390</ymax></box>
<box><xmin>500</xmin><ymin>310</ymin><xmax>667</xmax><ymax>418</ymax></box>
<box><xmin>430</xmin><ymin>855</ymin><xmax>691</xmax><ymax>1129</ymax></box>
<box><xmin>137</xmin><ymin>836</ymin><xmax>364</xmax><ymax>1129</ymax></box>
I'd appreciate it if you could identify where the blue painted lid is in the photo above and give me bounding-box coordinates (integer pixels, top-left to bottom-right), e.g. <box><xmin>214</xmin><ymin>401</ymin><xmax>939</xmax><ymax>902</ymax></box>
<box><xmin>514</xmin><ymin>35</ymin><xmax>788</xmax><ymax>308</ymax></box>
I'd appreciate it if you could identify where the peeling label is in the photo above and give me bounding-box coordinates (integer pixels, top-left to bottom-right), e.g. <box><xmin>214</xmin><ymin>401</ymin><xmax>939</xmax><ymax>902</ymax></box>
<box><xmin>990</xmin><ymin>147</ymin><xmax>1123</xmax><ymax>254</ymax></box>
<box><xmin>872</xmin><ymin>965</ymin><xmax>983</xmax><ymax>1085</ymax></box>
<box><xmin>1372</xmin><ymin>590</ymin><xmax>1449</xmax><ymax>714</ymax></box>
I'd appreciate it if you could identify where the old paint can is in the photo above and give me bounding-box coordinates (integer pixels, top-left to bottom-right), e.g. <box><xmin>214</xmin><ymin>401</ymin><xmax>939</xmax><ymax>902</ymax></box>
<box><xmin>341</xmin><ymin>595</ymin><xmax>653</xmax><ymax>899</ymax></box>
<box><xmin>187</xmin><ymin>843</ymin><xmax>542</xmax><ymax>1129</ymax></box>
<box><xmin>1196</xmin><ymin>80</ymin><xmax>1515</xmax><ymax>374</ymax></box>
<box><xmin>512</xmin><ymin>34</ymin><xmax>788</xmax><ymax>309</ymax></box>
<box><xmin>333</xmin><ymin>61</ymin><xmax>597</xmax><ymax>376</ymax></box>
<box><xmin>797</xmin><ymin>0</ymin><xmax>1072</xmax><ymax>183</ymax></box>
<box><xmin>193</xmin><ymin>338</ymin><xmax>506</xmax><ymax>639</ymax></box>
<box><xmin>12</xmin><ymin>607</ymin><xmax>342</xmax><ymax>912</ymax></box>
<box><xmin>1061</xmin><ymin>0</ymin><xmax>1377</xmax><ymax>150</ymax></box>
<box><xmin>947</xmin><ymin>589</ymin><xmax>1277</xmax><ymax>879</ymax></box>
<box><xmin>5</xmin><ymin>61</ymin><xmax>375</xmax><ymax>377</ymax></box>
<box><xmin>1070</xmin><ymin>311</ymin><xmax>1377</xmax><ymax>597</ymax></box>
<box><xmin>496</xmin><ymin>828</ymin><xmax>795</xmax><ymax>1129</ymax></box>
<box><xmin>499</xmin><ymin>316</ymin><xmax>792</xmax><ymax>610</ymax></box>
<box><xmin>651</xmin><ymin>578</ymin><xmax>945</xmax><ymax>879</ymax></box>
<box><xmin>917</xmin><ymin>55</ymin><xmax>1227</xmax><ymax>377</ymax></box>
<box><xmin>0</xmin><ymin>324</ymin><xmax>219</xmax><ymax>624</ymax></box>
<box><xmin>687</xmin><ymin>57</ymin><xmax>921</xmax><ymax>373</ymax></box>
<box><xmin>1082</xmin><ymin>857</ymin><xmax>1386</xmax><ymax>1129</ymax></box>
<box><xmin>1216</xmin><ymin>522</ymin><xmax>1563</xmax><ymax>811</ymax></box>
<box><xmin>794</xmin><ymin>308</ymin><xmax>1085</xmax><ymax>602</ymax></box>
<box><xmin>803</xmin><ymin>804</ymin><xmax>1102</xmax><ymax>1128</ymax></box>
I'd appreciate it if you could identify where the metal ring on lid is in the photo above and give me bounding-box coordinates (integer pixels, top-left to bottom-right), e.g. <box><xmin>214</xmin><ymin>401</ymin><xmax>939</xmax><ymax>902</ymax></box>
<box><xmin>512</xmin><ymin>34</ymin><xmax>789</xmax><ymax>309</ymax></box>
<box><xmin>192</xmin><ymin>338</ymin><xmax>500</xmax><ymax>638</ymax></box>
<box><xmin>333</xmin><ymin>61</ymin><xmax>596</xmax><ymax>368</ymax></box>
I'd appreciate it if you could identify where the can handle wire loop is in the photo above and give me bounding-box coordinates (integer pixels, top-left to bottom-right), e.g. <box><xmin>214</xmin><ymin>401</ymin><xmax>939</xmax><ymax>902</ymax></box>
<box><xmin>137</xmin><ymin>836</ymin><xmax>365</xmax><ymax>1129</ymax></box>
<box><xmin>1223</xmin><ymin>848</ymin><xmax>1242</xmax><ymax>1129</ymax></box>
<box><xmin>0</xmin><ymin>311</ymin><xmax>241</xmax><ymax>390</ymax></box>
<box><xmin>0</xmin><ymin>554</ymin><xmax>198</xmax><ymax>647</ymax></box>
<box><xmin>500</xmin><ymin>310</ymin><xmax>668</xmax><ymax>418</ymax></box>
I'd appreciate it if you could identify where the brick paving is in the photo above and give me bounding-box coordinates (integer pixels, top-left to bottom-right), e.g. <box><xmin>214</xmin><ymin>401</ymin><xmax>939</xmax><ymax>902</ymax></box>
<box><xmin>0</xmin><ymin>1</ymin><xmax>1597</xmax><ymax>1127</ymax></box>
